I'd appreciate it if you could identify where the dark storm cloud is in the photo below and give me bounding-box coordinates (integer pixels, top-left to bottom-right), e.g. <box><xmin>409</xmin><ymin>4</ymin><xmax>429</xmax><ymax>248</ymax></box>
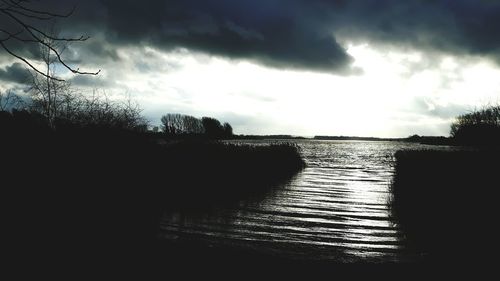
<box><xmin>330</xmin><ymin>0</ymin><xmax>500</xmax><ymax>58</ymax></box>
<box><xmin>0</xmin><ymin>63</ymin><xmax>30</xmax><ymax>84</ymax></box>
<box><xmin>87</xmin><ymin>0</ymin><xmax>355</xmax><ymax>72</ymax></box>
<box><xmin>68</xmin><ymin>74</ymin><xmax>114</xmax><ymax>88</ymax></box>
<box><xmin>4</xmin><ymin>0</ymin><xmax>500</xmax><ymax>72</ymax></box>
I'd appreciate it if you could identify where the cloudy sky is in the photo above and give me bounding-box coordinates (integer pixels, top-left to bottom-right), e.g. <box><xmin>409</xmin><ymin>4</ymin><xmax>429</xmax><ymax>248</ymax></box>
<box><xmin>2</xmin><ymin>0</ymin><xmax>500</xmax><ymax>137</ymax></box>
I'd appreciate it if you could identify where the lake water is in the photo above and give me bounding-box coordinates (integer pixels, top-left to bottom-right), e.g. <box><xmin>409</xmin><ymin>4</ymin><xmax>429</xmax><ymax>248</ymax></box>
<box><xmin>159</xmin><ymin>140</ymin><xmax>454</xmax><ymax>263</ymax></box>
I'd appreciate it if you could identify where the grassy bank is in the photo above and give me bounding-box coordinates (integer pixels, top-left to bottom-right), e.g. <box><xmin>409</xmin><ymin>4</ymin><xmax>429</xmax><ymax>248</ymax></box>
<box><xmin>158</xmin><ymin>141</ymin><xmax>305</xmax><ymax>205</ymax></box>
<box><xmin>390</xmin><ymin>149</ymin><xmax>498</xmax><ymax>265</ymax></box>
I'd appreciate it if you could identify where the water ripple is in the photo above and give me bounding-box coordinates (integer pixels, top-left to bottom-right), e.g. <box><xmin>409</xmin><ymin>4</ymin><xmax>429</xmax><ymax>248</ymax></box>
<box><xmin>159</xmin><ymin>140</ymin><xmax>454</xmax><ymax>262</ymax></box>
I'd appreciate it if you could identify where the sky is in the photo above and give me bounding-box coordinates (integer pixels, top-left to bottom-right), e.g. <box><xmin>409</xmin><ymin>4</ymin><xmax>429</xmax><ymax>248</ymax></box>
<box><xmin>1</xmin><ymin>0</ymin><xmax>500</xmax><ymax>137</ymax></box>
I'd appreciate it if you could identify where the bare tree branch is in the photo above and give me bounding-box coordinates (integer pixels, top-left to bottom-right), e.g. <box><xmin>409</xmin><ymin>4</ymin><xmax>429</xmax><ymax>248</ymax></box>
<box><xmin>0</xmin><ymin>0</ymin><xmax>99</xmax><ymax>80</ymax></box>
<box><xmin>0</xmin><ymin>40</ymin><xmax>65</xmax><ymax>81</ymax></box>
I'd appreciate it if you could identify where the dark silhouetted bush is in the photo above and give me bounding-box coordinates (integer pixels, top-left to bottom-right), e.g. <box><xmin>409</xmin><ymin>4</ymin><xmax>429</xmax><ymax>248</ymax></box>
<box><xmin>450</xmin><ymin>105</ymin><xmax>500</xmax><ymax>145</ymax></box>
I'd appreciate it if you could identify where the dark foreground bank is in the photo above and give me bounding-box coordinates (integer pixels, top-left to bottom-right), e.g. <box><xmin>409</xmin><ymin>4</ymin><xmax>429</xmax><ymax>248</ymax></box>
<box><xmin>2</xmin><ymin>111</ymin><xmax>307</xmax><ymax>277</ymax></box>
<box><xmin>391</xmin><ymin>149</ymin><xmax>499</xmax><ymax>267</ymax></box>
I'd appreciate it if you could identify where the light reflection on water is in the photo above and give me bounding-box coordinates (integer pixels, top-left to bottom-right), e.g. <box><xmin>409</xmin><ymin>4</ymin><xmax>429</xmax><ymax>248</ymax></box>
<box><xmin>159</xmin><ymin>140</ymin><xmax>455</xmax><ymax>262</ymax></box>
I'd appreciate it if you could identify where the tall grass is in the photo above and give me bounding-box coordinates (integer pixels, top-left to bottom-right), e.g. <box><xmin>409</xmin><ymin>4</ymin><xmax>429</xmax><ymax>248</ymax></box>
<box><xmin>154</xmin><ymin>141</ymin><xmax>305</xmax><ymax>207</ymax></box>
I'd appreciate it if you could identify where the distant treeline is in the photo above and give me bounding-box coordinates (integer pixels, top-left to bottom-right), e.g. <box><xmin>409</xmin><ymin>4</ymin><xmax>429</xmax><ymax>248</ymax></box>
<box><xmin>404</xmin><ymin>135</ymin><xmax>452</xmax><ymax>145</ymax></box>
<box><xmin>160</xmin><ymin>113</ymin><xmax>233</xmax><ymax>139</ymax></box>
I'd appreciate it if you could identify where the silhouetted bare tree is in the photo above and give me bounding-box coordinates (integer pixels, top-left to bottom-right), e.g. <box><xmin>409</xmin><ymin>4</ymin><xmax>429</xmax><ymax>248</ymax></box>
<box><xmin>0</xmin><ymin>0</ymin><xmax>99</xmax><ymax>81</ymax></box>
<box><xmin>160</xmin><ymin>114</ymin><xmax>233</xmax><ymax>138</ymax></box>
<box><xmin>161</xmin><ymin>113</ymin><xmax>204</xmax><ymax>135</ymax></box>
<box><xmin>161</xmin><ymin>113</ymin><xmax>182</xmax><ymax>134</ymax></box>
<box><xmin>28</xmin><ymin>27</ymin><xmax>72</xmax><ymax>126</ymax></box>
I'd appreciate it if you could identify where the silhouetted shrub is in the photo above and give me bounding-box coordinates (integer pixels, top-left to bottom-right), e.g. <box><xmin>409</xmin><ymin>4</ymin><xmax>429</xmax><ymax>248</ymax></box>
<box><xmin>450</xmin><ymin>105</ymin><xmax>500</xmax><ymax>145</ymax></box>
<box><xmin>52</xmin><ymin>93</ymin><xmax>148</xmax><ymax>131</ymax></box>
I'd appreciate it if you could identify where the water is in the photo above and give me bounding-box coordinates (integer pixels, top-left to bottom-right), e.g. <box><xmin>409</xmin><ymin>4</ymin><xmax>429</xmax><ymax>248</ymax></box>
<box><xmin>159</xmin><ymin>140</ymin><xmax>455</xmax><ymax>262</ymax></box>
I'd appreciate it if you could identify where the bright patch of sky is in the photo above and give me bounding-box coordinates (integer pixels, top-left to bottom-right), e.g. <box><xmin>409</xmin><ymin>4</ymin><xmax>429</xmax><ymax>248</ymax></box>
<box><xmin>84</xmin><ymin>43</ymin><xmax>498</xmax><ymax>137</ymax></box>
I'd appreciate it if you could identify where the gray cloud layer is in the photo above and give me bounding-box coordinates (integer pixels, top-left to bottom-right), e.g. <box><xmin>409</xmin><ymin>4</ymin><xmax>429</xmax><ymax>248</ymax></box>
<box><xmin>3</xmin><ymin>0</ymin><xmax>500</xmax><ymax>75</ymax></box>
<box><xmin>0</xmin><ymin>63</ymin><xmax>30</xmax><ymax>84</ymax></box>
<box><xmin>82</xmin><ymin>0</ymin><xmax>354</xmax><ymax>72</ymax></box>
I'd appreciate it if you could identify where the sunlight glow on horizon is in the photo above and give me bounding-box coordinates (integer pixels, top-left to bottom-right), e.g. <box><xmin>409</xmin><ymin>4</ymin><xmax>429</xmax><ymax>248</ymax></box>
<box><xmin>126</xmin><ymin>43</ymin><xmax>499</xmax><ymax>137</ymax></box>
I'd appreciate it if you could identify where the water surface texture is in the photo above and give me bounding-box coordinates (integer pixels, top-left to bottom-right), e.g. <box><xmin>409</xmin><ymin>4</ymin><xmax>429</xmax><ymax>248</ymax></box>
<box><xmin>159</xmin><ymin>140</ymin><xmax>453</xmax><ymax>262</ymax></box>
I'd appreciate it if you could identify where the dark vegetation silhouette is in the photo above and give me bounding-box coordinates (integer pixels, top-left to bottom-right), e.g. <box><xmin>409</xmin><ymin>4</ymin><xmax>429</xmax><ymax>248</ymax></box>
<box><xmin>450</xmin><ymin>105</ymin><xmax>500</xmax><ymax>145</ymax></box>
<box><xmin>158</xmin><ymin>141</ymin><xmax>305</xmax><ymax>207</ymax></box>
<box><xmin>1</xmin><ymin>101</ymin><xmax>305</xmax><ymax>274</ymax></box>
<box><xmin>390</xmin><ymin>150</ymin><xmax>498</xmax><ymax>265</ymax></box>
<box><xmin>201</xmin><ymin>116</ymin><xmax>232</xmax><ymax>139</ymax></box>
<box><xmin>160</xmin><ymin>113</ymin><xmax>233</xmax><ymax>139</ymax></box>
<box><xmin>390</xmin><ymin>105</ymin><xmax>500</xmax><ymax>266</ymax></box>
<box><xmin>161</xmin><ymin>113</ymin><xmax>204</xmax><ymax>135</ymax></box>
